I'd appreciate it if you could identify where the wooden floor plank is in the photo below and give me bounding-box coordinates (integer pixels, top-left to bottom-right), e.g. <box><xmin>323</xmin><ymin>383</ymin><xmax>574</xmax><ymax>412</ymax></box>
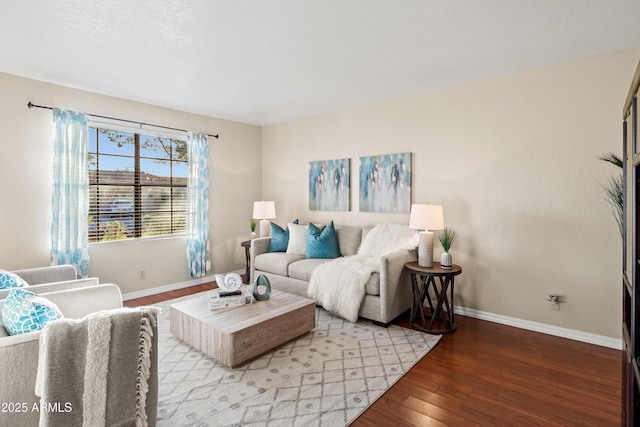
<box><xmin>124</xmin><ymin>281</ymin><xmax>622</xmax><ymax>426</ymax></box>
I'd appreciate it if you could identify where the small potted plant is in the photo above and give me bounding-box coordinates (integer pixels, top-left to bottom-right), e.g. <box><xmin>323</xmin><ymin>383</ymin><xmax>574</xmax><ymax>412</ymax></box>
<box><xmin>438</xmin><ymin>227</ymin><xmax>457</xmax><ymax>269</ymax></box>
<box><xmin>250</xmin><ymin>219</ymin><xmax>257</xmax><ymax>239</ymax></box>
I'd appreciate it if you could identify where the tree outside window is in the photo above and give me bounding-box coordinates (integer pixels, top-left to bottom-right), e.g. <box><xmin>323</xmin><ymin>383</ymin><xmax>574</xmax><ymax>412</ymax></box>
<box><xmin>88</xmin><ymin>127</ymin><xmax>187</xmax><ymax>242</ymax></box>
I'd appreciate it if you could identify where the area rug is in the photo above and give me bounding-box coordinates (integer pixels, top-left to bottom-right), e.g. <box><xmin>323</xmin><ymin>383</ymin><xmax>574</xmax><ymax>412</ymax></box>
<box><xmin>154</xmin><ymin>293</ymin><xmax>441</xmax><ymax>426</ymax></box>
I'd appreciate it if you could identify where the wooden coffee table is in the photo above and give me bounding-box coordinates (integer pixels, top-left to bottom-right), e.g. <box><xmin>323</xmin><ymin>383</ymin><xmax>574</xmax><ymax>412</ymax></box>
<box><xmin>170</xmin><ymin>287</ymin><xmax>316</xmax><ymax>367</ymax></box>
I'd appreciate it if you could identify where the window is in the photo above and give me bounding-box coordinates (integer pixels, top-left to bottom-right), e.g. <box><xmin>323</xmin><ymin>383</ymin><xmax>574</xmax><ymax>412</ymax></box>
<box><xmin>88</xmin><ymin>127</ymin><xmax>188</xmax><ymax>242</ymax></box>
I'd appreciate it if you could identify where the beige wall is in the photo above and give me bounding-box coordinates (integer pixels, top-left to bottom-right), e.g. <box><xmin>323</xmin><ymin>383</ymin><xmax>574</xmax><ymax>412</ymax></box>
<box><xmin>0</xmin><ymin>72</ymin><xmax>262</xmax><ymax>294</ymax></box>
<box><xmin>1</xmin><ymin>47</ymin><xmax>637</xmax><ymax>339</ymax></box>
<box><xmin>263</xmin><ymin>48</ymin><xmax>640</xmax><ymax>339</ymax></box>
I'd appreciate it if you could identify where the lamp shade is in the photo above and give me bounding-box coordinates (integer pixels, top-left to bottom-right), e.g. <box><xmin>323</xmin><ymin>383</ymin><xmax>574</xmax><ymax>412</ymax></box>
<box><xmin>252</xmin><ymin>201</ymin><xmax>276</xmax><ymax>220</ymax></box>
<box><xmin>409</xmin><ymin>204</ymin><xmax>444</xmax><ymax>231</ymax></box>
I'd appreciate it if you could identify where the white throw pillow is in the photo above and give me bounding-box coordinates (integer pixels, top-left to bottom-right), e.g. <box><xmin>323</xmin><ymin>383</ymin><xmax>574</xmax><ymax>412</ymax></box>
<box><xmin>286</xmin><ymin>223</ymin><xmax>309</xmax><ymax>255</ymax></box>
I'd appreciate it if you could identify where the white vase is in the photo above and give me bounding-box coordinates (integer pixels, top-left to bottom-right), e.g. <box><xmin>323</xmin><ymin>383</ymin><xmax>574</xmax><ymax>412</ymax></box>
<box><xmin>250</xmin><ymin>231</ymin><xmax>257</xmax><ymax>240</ymax></box>
<box><xmin>441</xmin><ymin>251</ymin><xmax>452</xmax><ymax>269</ymax></box>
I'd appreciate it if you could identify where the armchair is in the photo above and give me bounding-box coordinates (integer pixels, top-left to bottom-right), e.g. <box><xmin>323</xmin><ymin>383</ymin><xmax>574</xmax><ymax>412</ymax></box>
<box><xmin>0</xmin><ymin>265</ymin><xmax>100</xmax><ymax>301</ymax></box>
<box><xmin>0</xmin><ymin>284</ymin><xmax>125</xmax><ymax>427</ymax></box>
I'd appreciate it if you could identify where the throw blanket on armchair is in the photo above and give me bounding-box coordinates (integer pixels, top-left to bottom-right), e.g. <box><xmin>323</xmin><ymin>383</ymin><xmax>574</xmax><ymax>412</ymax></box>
<box><xmin>308</xmin><ymin>223</ymin><xmax>418</xmax><ymax>322</ymax></box>
<box><xmin>35</xmin><ymin>307</ymin><xmax>159</xmax><ymax>427</ymax></box>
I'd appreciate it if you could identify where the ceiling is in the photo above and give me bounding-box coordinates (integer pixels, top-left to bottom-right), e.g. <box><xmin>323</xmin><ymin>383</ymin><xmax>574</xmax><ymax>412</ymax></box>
<box><xmin>1</xmin><ymin>1</ymin><xmax>639</xmax><ymax>126</ymax></box>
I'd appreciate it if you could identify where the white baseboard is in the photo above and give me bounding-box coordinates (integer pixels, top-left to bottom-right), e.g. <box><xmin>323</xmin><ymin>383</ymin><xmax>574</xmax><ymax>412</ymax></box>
<box><xmin>121</xmin><ymin>269</ymin><xmax>245</xmax><ymax>301</ymax></box>
<box><xmin>455</xmin><ymin>306</ymin><xmax>623</xmax><ymax>350</ymax></box>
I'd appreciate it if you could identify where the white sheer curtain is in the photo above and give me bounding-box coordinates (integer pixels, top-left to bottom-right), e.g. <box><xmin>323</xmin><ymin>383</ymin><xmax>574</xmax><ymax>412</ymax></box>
<box><xmin>51</xmin><ymin>109</ymin><xmax>90</xmax><ymax>277</ymax></box>
<box><xmin>186</xmin><ymin>132</ymin><xmax>211</xmax><ymax>278</ymax></box>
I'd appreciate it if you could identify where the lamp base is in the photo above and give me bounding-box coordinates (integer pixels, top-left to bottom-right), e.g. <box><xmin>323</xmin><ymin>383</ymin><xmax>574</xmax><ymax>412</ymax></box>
<box><xmin>417</xmin><ymin>231</ymin><xmax>434</xmax><ymax>268</ymax></box>
<box><xmin>259</xmin><ymin>219</ymin><xmax>271</xmax><ymax>238</ymax></box>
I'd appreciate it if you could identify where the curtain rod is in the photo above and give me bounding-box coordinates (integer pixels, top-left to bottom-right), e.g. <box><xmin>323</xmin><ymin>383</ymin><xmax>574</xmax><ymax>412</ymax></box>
<box><xmin>27</xmin><ymin>102</ymin><xmax>219</xmax><ymax>139</ymax></box>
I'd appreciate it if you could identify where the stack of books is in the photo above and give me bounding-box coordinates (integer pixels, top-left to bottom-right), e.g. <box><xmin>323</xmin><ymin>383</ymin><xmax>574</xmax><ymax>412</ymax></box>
<box><xmin>207</xmin><ymin>288</ymin><xmax>253</xmax><ymax>310</ymax></box>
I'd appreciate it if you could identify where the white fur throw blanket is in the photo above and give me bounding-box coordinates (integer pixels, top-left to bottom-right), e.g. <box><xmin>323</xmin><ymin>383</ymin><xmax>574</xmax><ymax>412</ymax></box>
<box><xmin>35</xmin><ymin>307</ymin><xmax>158</xmax><ymax>427</ymax></box>
<box><xmin>308</xmin><ymin>223</ymin><xmax>418</xmax><ymax>322</ymax></box>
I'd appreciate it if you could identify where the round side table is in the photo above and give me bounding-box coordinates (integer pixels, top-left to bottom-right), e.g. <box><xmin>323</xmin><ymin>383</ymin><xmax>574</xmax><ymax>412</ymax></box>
<box><xmin>404</xmin><ymin>261</ymin><xmax>462</xmax><ymax>334</ymax></box>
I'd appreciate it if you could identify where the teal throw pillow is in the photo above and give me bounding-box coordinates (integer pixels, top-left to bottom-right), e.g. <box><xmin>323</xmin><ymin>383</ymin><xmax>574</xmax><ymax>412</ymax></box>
<box><xmin>2</xmin><ymin>288</ymin><xmax>63</xmax><ymax>336</ymax></box>
<box><xmin>269</xmin><ymin>219</ymin><xmax>298</xmax><ymax>252</ymax></box>
<box><xmin>307</xmin><ymin>221</ymin><xmax>341</xmax><ymax>259</ymax></box>
<box><xmin>270</xmin><ymin>222</ymin><xmax>289</xmax><ymax>252</ymax></box>
<box><xmin>0</xmin><ymin>269</ymin><xmax>27</xmax><ymax>290</ymax></box>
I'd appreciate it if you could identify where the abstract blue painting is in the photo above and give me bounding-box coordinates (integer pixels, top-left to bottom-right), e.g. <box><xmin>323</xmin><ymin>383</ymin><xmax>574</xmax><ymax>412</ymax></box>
<box><xmin>309</xmin><ymin>158</ymin><xmax>350</xmax><ymax>211</ymax></box>
<box><xmin>359</xmin><ymin>152</ymin><xmax>411</xmax><ymax>213</ymax></box>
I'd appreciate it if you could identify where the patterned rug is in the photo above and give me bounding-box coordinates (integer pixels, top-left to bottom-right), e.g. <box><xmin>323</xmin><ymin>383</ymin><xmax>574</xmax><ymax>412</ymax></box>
<box><xmin>154</xmin><ymin>293</ymin><xmax>441</xmax><ymax>426</ymax></box>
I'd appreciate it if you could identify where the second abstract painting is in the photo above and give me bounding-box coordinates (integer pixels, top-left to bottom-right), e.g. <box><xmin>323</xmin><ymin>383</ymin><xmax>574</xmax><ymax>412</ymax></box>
<box><xmin>359</xmin><ymin>152</ymin><xmax>411</xmax><ymax>213</ymax></box>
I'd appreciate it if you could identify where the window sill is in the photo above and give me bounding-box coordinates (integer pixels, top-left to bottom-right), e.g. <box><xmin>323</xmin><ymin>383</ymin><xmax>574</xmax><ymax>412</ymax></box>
<box><xmin>89</xmin><ymin>233</ymin><xmax>186</xmax><ymax>246</ymax></box>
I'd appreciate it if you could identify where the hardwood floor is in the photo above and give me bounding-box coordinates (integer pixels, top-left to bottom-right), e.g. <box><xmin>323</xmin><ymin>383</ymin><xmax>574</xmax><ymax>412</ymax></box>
<box><xmin>125</xmin><ymin>283</ymin><xmax>622</xmax><ymax>427</ymax></box>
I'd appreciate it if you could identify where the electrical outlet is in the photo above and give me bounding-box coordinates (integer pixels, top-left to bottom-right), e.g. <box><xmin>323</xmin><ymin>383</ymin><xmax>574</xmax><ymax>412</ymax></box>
<box><xmin>547</xmin><ymin>294</ymin><xmax>565</xmax><ymax>310</ymax></box>
<box><xmin>139</xmin><ymin>270</ymin><xmax>146</xmax><ymax>279</ymax></box>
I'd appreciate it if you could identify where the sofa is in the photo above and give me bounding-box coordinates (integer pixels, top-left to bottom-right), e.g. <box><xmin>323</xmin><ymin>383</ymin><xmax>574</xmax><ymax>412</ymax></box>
<box><xmin>0</xmin><ymin>266</ymin><xmax>124</xmax><ymax>427</ymax></box>
<box><xmin>250</xmin><ymin>223</ymin><xmax>417</xmax><ymax>325</ymax></box>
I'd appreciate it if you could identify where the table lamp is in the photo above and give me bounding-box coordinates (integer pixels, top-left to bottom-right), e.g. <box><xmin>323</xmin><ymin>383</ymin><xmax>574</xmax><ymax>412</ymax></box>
<box><xmin>409</xmin><ymin>203</ymin><xmax>444</xmax><ymax>267</ymax></box>
<box><xmin>252</xmin><ymin>201</ymin><xmax>276</xmax><ymax>238</ymax></box>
